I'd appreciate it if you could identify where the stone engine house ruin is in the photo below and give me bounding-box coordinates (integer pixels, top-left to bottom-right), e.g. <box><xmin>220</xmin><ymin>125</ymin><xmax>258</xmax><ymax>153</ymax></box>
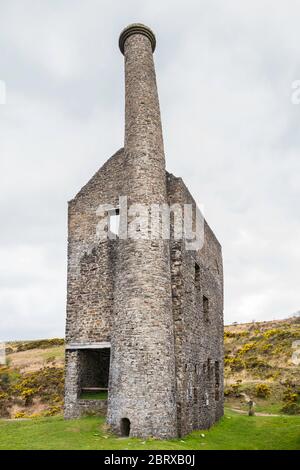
<box><xmin>64</xmin><ymin>24</ymin><xmax>224</xmax><ymax>438</ymax></box>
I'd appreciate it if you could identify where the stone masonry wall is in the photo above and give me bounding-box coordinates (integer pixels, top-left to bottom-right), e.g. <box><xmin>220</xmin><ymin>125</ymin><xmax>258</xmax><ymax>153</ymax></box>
<box><xmin>64</xmin><ymin>349</ymin><xmax>107</xmax><ymax>419</ymax></box>
<box><xmin>65</xmin><ymin>159</ymin><xmax>224</xmax><ymax>433</ymax></box>
<box><xmin>65</xmin><ymin>349</ymin><xmax>109</xmax><ymax>418</ymax></box>
<box><xmin>65</xmin><ymin>149</ymin><xmax>125</xmax><ymax>418</ymax></box>
<box><xmin>65</xmin><ymin>25</ymin><xmax>224</xmax><ymax>437</ymax></box>
<box><xmin>65</xmin><ymin>149</ymin><xmax>125</xmax><ymax>345</ymax></box>
<box><xmin>107</xmin><ymin>30</ymin><xmax>177</xmax><ymax>439</ymax></box>
<box><xmin>167</xmin><ymin>173</ymin><xmax>224</xmax><ymax>436</ymax></box>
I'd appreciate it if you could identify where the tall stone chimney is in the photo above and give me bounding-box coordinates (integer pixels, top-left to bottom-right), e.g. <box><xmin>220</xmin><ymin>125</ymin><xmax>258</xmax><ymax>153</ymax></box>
<box><xmin>121</xmin><ymin>24</ymin><xmax>166</xmax><ymax>204</ymax></box>
<box><xmin>107</xmin><ymin>24</ymin><xmax>177</xmax><ymax>438</ymax></box>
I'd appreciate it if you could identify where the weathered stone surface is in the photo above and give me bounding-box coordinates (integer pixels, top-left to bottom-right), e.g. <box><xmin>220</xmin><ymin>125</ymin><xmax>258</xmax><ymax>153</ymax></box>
<box><xmin>64</xmin><ymin>24</ymin><xmax>223</xmax><ymax>438</ymax></box>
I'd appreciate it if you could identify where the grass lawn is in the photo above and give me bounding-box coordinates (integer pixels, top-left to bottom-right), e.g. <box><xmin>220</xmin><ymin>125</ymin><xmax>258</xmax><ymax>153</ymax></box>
<box><xmin>226</xmin><ymin>398</ymin><xmax>284</xmax><ymax>415</ymax></box>
<box><xmin>0</xmin><ymin>410</ymin><xmax>299</xmax><ymax>450</ymax></box>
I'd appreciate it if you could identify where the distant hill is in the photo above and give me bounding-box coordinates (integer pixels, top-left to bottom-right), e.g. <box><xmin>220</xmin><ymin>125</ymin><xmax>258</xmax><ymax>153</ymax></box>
<box><xmin>224</xmin><ymin>315</ymin><xmax>300</xmax><ymax>415</ymax></box>
<box><xmin>0</xmin><ymin>317</ymin><xmax>299</xmax><ymax>419</ymax></box>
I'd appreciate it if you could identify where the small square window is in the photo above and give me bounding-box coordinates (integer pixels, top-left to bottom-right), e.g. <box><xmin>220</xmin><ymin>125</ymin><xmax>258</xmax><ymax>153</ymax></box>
<box><xmin>195</xmin><ymin>263</ymin><xmax>200</xmax><ymax>283</ymax></box>
<box><xmin>108</xmin><ymin>208</ymin><xmax>120</xmax><ymax>236</ymax></box>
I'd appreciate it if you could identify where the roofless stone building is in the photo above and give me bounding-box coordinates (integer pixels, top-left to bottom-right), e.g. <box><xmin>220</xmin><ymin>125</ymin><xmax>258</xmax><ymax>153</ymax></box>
<box><xmin>64</xmin><ymin>24</ymin><xmax>224</xmax><ymax>438</ymax></box>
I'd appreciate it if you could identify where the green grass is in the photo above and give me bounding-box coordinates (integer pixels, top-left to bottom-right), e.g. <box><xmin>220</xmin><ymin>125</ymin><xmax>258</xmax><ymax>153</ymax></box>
<box><xmin>252</xmin><ymin>402</ymin><xmax>283</xmax><ymax>414</ymax></box>
<box><xmin>0</xmin><ymin>410</ymin><xmax>299</xmax><ymax>450</ymax></box>
<box><xmin>226</xmin><ymin>398</ymin><xmax>283</xmax><ymax>415</ymax></box>
<box><xmin>79</xmin><ymin>391</ymin><xmax>108</xmax><ymax>400</ymax></box>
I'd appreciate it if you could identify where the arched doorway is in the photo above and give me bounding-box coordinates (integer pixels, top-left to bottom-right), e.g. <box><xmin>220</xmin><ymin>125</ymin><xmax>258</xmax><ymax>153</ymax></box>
<box><xmin>120</xmin><ymin>417</ymin><xmax>130</xmax><ymax>437</ymax></box>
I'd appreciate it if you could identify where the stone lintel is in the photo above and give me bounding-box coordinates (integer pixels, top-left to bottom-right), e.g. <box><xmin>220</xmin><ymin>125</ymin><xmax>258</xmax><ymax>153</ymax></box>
<box><xmin>66</xmin><ymin>342</ymin><xmax>111</xmax><ymax>350</ymax></box>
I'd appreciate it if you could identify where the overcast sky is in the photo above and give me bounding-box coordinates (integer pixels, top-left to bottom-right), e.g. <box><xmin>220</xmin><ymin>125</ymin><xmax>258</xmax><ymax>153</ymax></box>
<box><xmin>1</xmin><ymin>0</ymin><xmax>299</xmax><ymax>340</ymax></box>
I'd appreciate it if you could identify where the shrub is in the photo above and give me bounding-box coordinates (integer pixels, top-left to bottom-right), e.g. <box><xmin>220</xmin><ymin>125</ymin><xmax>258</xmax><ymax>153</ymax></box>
<box><xmin>282</xmin><ymin>388</ymin><xmax>298</xmax><ymax>404</ymax></box>
<box><xmin>280</xmin><ymin>382</ymin><xmax>300</xmax><ymax>414</ymax></box>
<box><xmin>224</xmin><ymin>356</ymin><xmax>244</xmax><ymax>372</ymax></box>
<box><xmin>13</xmin><ymin>367</ymin><xmax>64</xmax><ymax>407</ymax></box>
<box><xmin>260</xmin><ymin>343</ymin><xmax>272</xmax><ymax>352</ymax></box>
<box><xmin>281</xmin><ymin>402</ymin><xmax>300</xmax><ymax>415</ymax></box>
<box><xmin>0</xmin><ymin>392</ymin><xmax>11</xmax><ymax>418</ymax></box>
<box><xmin>237</xmin><ymin>342</ymin><xmax>256</xmax><ymax>356</ymax></box>
<box><xmin>239</xmin><ymin>331</ymin><xmax>249</xmax><ymax>337</ymax></box>
<box><xmin>224</xmin><ymin>380</ymin><xmax>242</xmax><ymax>397</ymax></box>
<box><xmin>264</xmin><ymin>328</ymin><xmax>298</xmax><ymax>342</ymax></box>
<box><xmin>14</xmin><ymin>411</ymin><xmax>27</xmax><ymax>419</ymax></box>
<box><xmin>255</xmin><ymin>383</ymin><xmax>271</xmax><ymax>398</ymax></box>
<box><xmin>0</xmin><ymin>366</ymin><xmax>18</xmax><ymax>418</ymax></box>
<box><xmin>244</xmin><ymin>357</ymin><xmax>271</xmax><ymax>371</ymax></box>
<box><xmin>0</xmin><ymin>370</ymin><xmax>11</xmax><ymax>391</ymax></box>
<box><xmin>263</xmin><ymin>329</ymin><xmax>281</xmax><ymax>339</ymax></box>
<box><xmin>29</xmin><ymin>412</ymin><xmax>43</xmax><ymax>419</ymax></box>
<box><xmin>224</xmin><ymin>331</ymin><xmax>236</xmax><ymax>339</ymax></box>
<box><xmin>268</xmin><ymin>370</ymin><xmax>280</xmax><ymax>381</ymax></box>
<box><xmin>44</xmin><ymin>405</ymin><xmax>62</xmax><ymax>417</ymax></box>
<box><xmin>14</xmin><ymin>410</ymin><xmax>45</xmax><ymax>419</ymax></box>
<box><xmin>224</xmin><ymin>331</ymin><xmax>249</xmax><ymax>339</ymax></box>
<box><xmin>20</xmin><ymin>388</ymin><xmax>35</xmax><ymax>406</ymax></box>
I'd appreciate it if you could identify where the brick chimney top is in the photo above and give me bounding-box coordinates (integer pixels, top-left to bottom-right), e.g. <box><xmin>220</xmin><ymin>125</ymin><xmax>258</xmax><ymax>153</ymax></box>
<box><xmin>119</xmin><ymin>23</ymin><xmax>156</xmax><ymax>54</ymax></box>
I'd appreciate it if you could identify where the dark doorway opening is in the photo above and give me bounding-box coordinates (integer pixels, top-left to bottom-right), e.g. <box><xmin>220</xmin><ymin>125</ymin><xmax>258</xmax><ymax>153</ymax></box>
<box><xmin>79</xmin><ymin>348</ymin><xmax>110</xmax><ymax>399</ymax></box>
<box><xmin>120</xmin><ymin>417</ymin><xmax>130</xmax><ymax>437</ymax></box>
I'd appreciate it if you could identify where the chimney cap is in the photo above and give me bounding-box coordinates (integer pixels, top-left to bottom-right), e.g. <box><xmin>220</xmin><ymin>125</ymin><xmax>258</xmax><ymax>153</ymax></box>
<box><xmin>119</xmin><ymin>23</ymin><xmax>156</xmax><ymax>54</ymax></box>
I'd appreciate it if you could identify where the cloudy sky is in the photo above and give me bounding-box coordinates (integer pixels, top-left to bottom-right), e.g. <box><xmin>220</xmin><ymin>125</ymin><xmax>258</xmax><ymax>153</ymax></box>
<box><xmin>1</xmin><ymin>0</ymin><xmax>299</xmax><ymax>340</ymax></box>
